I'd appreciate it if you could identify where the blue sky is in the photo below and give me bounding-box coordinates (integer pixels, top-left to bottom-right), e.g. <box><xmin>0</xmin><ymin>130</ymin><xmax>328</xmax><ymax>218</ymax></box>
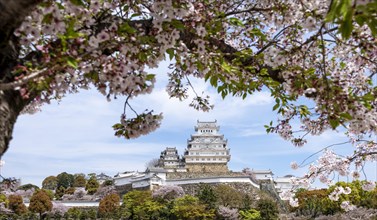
<box><xmin>2</xmin><ymin>62</ymin><xmax>375</xmax><ymax>187</ymax></box>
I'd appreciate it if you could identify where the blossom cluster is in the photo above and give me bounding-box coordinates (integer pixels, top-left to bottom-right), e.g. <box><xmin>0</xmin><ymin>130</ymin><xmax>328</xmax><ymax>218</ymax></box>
<box><xmin>152</xmin><ymin>185</ymin><xmax>185</xmax><ymax>201</ymax></box>
<box><xmin>361</xmin><ymin>181</ymin><xmax>376</xmax><ymax>192</ymax></box>
<box><xmin>328</xmin><ymin>186</ymin><xmax>352</xmax><ymax>201</ymax></box>
<box><xmin>50</xmin><ymin>202</ymin><xmax>69</xmax><ymax>216</ymax></box>
<box><xmin>217</xmin><ymin>205</ymin><xmax>239</xmax><ymax>220</ymax></box>
<box><xmin>280</xmin><ymin>190</ymin><xmax>299</xmax><ymax>207</ymax></box>
<box><xmin>340</xmin><ymin>201</ymin><xmax>356</xmax><ymax>212</ymax></box>
<box><xmin>114</xmin><ymin>112</ymin><xmax>163</xmax><ymax>139</ymax></box>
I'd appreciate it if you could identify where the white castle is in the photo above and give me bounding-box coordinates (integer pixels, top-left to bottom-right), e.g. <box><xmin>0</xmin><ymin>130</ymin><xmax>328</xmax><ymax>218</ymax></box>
<box><xmin>159</xmin><ymin>120</ymin><xmax>230</xmax><ymax>173</ymax></box>
<box><xmin>113</xmin><ymin>120</ymin><xmax>296</xmax><ymax>197</ymax></box>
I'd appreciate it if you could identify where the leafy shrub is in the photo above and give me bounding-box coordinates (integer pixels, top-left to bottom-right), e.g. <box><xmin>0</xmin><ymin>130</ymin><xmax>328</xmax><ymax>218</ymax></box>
<box><xmin>257</xmin><ymin>199</ymin><xmax>278</xmax><ymax>220</ymax></box>
<box><xmin>8</xmin><ymin>194</ymin><xmax>27</xmax><ymax>215</ymax></box>
<box><xmin>239</xmin><ymin>209</ymin><xmax>261</xmax><ymax>220</ymax></box>
<box><xmin>98</xmin><ymin>193</ymin><xmax>120</xmax><ymax>218</ymax></box>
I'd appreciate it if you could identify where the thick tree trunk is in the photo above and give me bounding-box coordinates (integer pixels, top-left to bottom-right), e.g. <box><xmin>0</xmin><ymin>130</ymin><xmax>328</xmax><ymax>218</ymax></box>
<box><xmin>0</xmin><ymin>90</ymin><xmax>26</xmax><ymax>157</ymax></box>
<box><xmin>0</xmin><ymin>0</ymin><xmax>41</xmax><ymax>157</ymax></box>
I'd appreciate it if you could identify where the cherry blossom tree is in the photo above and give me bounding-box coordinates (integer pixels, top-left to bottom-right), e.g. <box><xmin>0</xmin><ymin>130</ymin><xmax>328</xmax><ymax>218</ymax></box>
<box><xmin>152</xmin><ymin>185</ymin><xmax>185</xmax><ymax>201</ymax></box>
<box><xmin>0</xmin><ymin>0</ymin><xmax>376</xmax><ymax>209</ymax></box>
<box><xmin>217</xmin><ymin>205</ymin><xmax>239</xmax><ymax>220</ymax></box>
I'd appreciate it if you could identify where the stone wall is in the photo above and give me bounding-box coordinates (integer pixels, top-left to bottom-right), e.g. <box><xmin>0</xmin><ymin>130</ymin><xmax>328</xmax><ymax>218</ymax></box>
<box><xmin>166</xmin><ymin>171</ymin><xmax>247</xmax><ymax>179</ymax></box>
<box><xmin>115</xmin><ymin>184</ymin><xmax>133</xmax><ymax>195</ymax></box>
<box><xmin>185</xmin><ymin>163</ymin><xmax>228</xmax><ymax>173</ymax></box>
<box><xmin>179</xmin><ymin>182</ymin><xmax>265</xmax><ymax>207</ymax></box>
<box><xmin>180</xmin><ymin>182</ymin><xmax>259</xmax><ymax>195</ymax></box>
<box><xmin>115</xmin><ymin>184</ymin><xmax>150</xmax><ymax>195</ymax></box>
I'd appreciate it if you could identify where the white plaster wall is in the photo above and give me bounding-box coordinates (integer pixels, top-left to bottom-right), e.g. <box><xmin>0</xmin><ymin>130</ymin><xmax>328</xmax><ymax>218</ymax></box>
<box><xmin>132</xmin><ymin>180</ymin><xmax>150</xmax><ymax>188</ymax></box>
<box><xmin>114</xmin><ymin>176</ymin><xmax>133</xmax><ymax>186</ymax></box>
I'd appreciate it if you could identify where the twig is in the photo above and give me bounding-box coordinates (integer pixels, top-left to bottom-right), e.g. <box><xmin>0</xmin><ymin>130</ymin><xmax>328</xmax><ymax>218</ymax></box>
<box><xmin>299</xmin><ymin>141</ymin><xmax>350</xmax><ymax>167</ymax></box>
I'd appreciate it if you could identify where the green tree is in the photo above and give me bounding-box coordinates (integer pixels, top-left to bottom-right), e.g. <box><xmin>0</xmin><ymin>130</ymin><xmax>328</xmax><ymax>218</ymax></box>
<box><xmin>65</xmin><ymin>187</ymin><xmax>76</xmax><ymax>195</ymax></box>
<box><xmin>42</xmin><ymin>176</ymin><xmax>58</xmax><ymax>190</ymax></box>
<box><xmin>55</xmin><ymin>186</ymin><xmax>66</xmax><ymax>200</ymax></box>
<box><xmin>171</xmin><ymin>195</ymin><xmax>215</xmax><ymax>220</ymax></box>
<box><xmin>73</xmin><ymin>175</ymin><xmax>86</xmax><ymax>188</ymax></box>
<box><xmin>241</xmin><ymin>194</ymin><xmax>253</xmax><ymax>210</ymax></box>
<box><xmin>56</xmin><ymin>172</ymin><xmax>74</xmax><ymax>189</ymax></box>
<box><xmin>293</xmin><ymin>188</ymin><xmax>339</xmax><ymax>217</ymax></box>
<box><xmin>8</xmin><ymin>194</ymin><xmax>27</xmax><ymax>215</ymax></box>
<box><xmin>29</xmin><ymin>190</ymin><xmax>53</xmax><ymax>219</ymax></box>
<box><xmin>256</xmin><ymin>199</ymin><xmax>278</xmax><ymax>220</ymax></box>
<box><xmin>134</xmin><ymin>200</ymin><xmax>166</xmax><ymax>219</ymax></box>
<box><xmin>214</xmin><ymin>184</ymin><xmax>243</xmax><ymax>208</ymax></box>
<box><xmin>18</xmin><ymin>183</ymin><xmax>39</xmax><ymax>191</ymax></box>
<box><xmin>98</xmin><ymin>193</ymin><xmax>121</xmax><ymax>218</ymax></box>
<box><xmin>121</xmin><ymin>190</ymin><xmax>153</xmax><ymax>218</ymax></box>
<box><xmin>85</xmin><ymin>175</ymin><xmax>99</xmax><ymax>195</ymax></box>
<box><xmin>65</xmin><ymin>207</ymin><xmax>82</xmax><ymax>219</ymax></box>
<box><xmin>326</xmin><ymin>180</ymin><xmax>377</xmax><ymax>211</ymax></box>
<box><xmin>102</xmin><ymin>179</ymin><xmax>113</xmax><ymax>187</ymax></box>
<box><xmin>197</xmin><ymin>183</ymin><xmax>218</xmax><ymax>209</ymax></box>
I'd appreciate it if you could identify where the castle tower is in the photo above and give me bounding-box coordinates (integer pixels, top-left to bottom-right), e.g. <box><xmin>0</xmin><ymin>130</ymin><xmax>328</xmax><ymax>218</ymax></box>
<box><xmin>159</xmin><ymin>147</ymin><xmax>185</xmax><ymax>172</ymax></box>
<box><xmin>183</xmin><ymin>120</ymin><xmax>230</xmax><ymax>173</ymax></box>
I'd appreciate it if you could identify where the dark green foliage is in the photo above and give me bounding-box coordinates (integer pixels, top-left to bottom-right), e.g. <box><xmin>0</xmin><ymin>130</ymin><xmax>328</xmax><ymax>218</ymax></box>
<box><xmin>85</xmin><ymin>176</ymin><xmax>99</xmax><ymax>195</ymax></box>
<box><xmin>56</xmin><ymin>172</ymin><xmax>74</xmax><ymax>189</ymax></box>
<box><xmin>18</xmin><ymin>183</ymin><xmax>40</xmax><ymax>191</ymax></box>
<box><xmin>65</xmin><ymin>207</ymin><xmax>81</xmax><ymax>219</ymax></box>
<box><xmin>241</xmin><ymin>194</ymin><xmax>253</xmax><ymax>210</ymax></box>
<box><xmin>55</xmin><ymin>186</ymin><xmax>66</xmax><ymax>200</ymax></box>
<box><xmin>65</xmin><ymin>187</ymin><xmax>76</xmax><ymax>195</ymax></box>
<box><xmin>42</xmin><ymin>176</ymin><xmax>58</xmax><ymax>190</ymax></box>
<box><xmin>197</xmin><ymin>183</ymin><xmax>218</xmax><ymax>209</ymax></box>
<box><xmin>293</xmin><ymin>188</ymin><xmax>340</xmax><ymax>217</ymax></box>
<box><xmin>256</xmin><ymin>199</ymin><xmax>278</xmax><ymax>220</ymax></box>
<box><xmin>102</xmin><ymin>179</ymin><xmax>113</xmax><ymax>186</ymax></box>
<box><xmin>214</xmin><ymin>184</ymin><xmax>243</xmax><ymax>208</ymax></box>
<box><xmin>63</xmin><ymin>207</ymin><xmax>97</xmax><ymax>220</ymax></box>
<box><xmin>73</xmin><ymin>175</ymin><xmax>86</xmax><ymax>187</ymax></box>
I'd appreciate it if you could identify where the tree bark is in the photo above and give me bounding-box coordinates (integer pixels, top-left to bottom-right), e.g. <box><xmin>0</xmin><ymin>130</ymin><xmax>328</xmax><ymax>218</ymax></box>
<box><xmin>0</xmin><ymin>90</ymin><xmax>26</xmax><ymax>157</ymax></box>
<box><xmin>0</xmin><ymin>0</ymin><xmax>40</xmax><ymax>157</ymax></box>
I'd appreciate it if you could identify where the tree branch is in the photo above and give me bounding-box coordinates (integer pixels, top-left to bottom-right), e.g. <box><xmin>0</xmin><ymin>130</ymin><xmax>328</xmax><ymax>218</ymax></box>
<box><xmin>0</xmin><ymin>67</ymin><xmax>48</xmax><ymax>90</ymax></box>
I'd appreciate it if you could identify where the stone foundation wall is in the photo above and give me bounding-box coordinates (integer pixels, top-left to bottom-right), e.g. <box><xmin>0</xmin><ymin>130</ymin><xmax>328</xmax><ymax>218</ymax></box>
<box><xmin>115</xmin><ymin>184</ymin><xmax>151</xmax><ymax>195</ymax></box>
<box><xmin>185</xmin><ymin>163</ymin><xmax>228</xmax><ymax>173</ymax></box>
<box><xmin>180</xmin><ymin>182</ymin><xmax>263</xmax><ymax>205</ymax></box>
<box><xmin>167</xmin><ymin>171</ymin><xmax>247</xmax><ymax>179</ymax></box>
<box><xmin>115</xmin><ymin>184</ymin><xmax>132</xmax><ymax>195</ymax></box>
